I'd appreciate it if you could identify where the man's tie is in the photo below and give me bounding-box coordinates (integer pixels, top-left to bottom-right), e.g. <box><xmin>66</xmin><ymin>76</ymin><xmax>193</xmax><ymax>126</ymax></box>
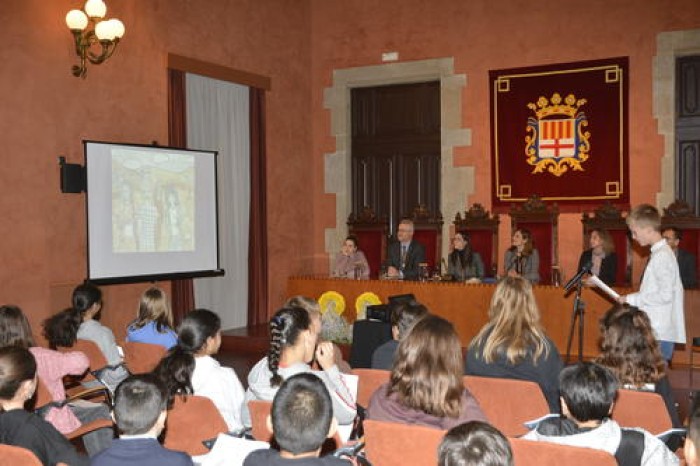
<box><xmin>401</xmin><ymin>245</ymin><xmax>407</xmax><ymax>269</ymax></box>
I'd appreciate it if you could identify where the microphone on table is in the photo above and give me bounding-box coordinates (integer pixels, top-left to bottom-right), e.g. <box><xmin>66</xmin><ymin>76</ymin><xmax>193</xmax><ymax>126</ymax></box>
<box><xmin>563</xmin><ymin>260</ymin><xmax>592</xmax><ymax>293</ymax></box>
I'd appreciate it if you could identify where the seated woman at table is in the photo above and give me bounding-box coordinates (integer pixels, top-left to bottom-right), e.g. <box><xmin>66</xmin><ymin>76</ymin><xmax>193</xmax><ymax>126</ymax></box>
<box><xmin>504</xmin><ymin>228</ymin><xmax>540</xmax><ymax>284</ymax></box>
<box><xmin>367</xmin><ymin>314</ymin><xmax>488</xmax><ymax>430</ymax></box>
<box><xmin>332</xmin><ymin>235</ymin><xmax>370</xmax><ymax>279</ymax></box>
<box><xmin>465</xmin><ymin>276</ymin><xmax>562</xmax><ymax>413</ymax></box>
<box><xmin>596</xmin><ymin>304</ymin><xmax>681</xmax><ymax>427</ymax></box>
<box><xmin>578</xmin><ymin>228</ymin><xmax>617</xmax><ymax>286</ymax></box>
<box><xmin>447</xmin><ymin>231</ymin><xmax>484</xmax><ymax>282</ymax></box>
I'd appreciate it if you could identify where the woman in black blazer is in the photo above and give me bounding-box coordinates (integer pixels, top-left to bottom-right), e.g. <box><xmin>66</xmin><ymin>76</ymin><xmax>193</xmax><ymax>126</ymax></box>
<box><xmin>578</xmin><ymin>228</ymin><xmax>617</xmax><ymax>286</ymax></box>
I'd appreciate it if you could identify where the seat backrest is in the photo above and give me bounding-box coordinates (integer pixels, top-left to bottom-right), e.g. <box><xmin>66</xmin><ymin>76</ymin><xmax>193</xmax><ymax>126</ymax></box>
<box><xmin>121</xmin><ymin>341</ymin><xmax>167</xmax><ymax>374</ymax></box>
<box><xmin>612</xmin><ymin>389</ymin><xmax>672</xmax><ymax>434</ymax></box>
<box><xmin>410</xmin><ymin>205</ymin><xmax>443</xmax><ymax>271</ymax></box>
<box><xmin>510</xmin><ymin>437</ymin><xmax>617</xmax><ymax>466</ymax></box>
<box><xmin>0</xmin><ymin>444</ymin><xmax>43</xmax><ymax>466</ymax></box>
<box><xmin>351</xmin><ymin>368</ymin><xmax>391</xmax><ymax>408</ymax></box>
<box><xmin>363</xmin><ymin>419</ymin><xmax>445</xmax><ymax>466</ymax></box>
<box><xmin>581</xmin><ymin>202</ymin><xmax>631</xmax><ymax>286</ymax></box>
<box><xmin>58</xmin><ymin>339</ymin><xmax>109</xmax><ymax>384</ymax></box>
<box><xmin>509</xmin><ymin>195</ymin><xmax>559</xmax><ymax>284</ymax></box>
<box><xmin>163</xmin><ymin>395</ymin><xmax>229</xmax><ymax>456</ymax></box>
<box><xmin>248</xmin><ymin>399</ymin><xmax>273</xmax><ymax>442</ymax></box>
<box><xmin>453</xmin><ymin>204</ymin><xmax>500</xmax><ymax>277</ymax></box>
<box><xmin>463</xmin><ymin>375</ymin><xmax>550</xmax><ymax>437</ymax></box>
<box><xmin>348</xmin><ymin>207</ymin><xmax>389</xmax><ymax>279</ymax></box>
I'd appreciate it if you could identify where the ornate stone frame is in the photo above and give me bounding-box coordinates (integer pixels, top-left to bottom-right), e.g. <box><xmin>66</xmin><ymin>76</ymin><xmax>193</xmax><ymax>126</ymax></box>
<box><xmin>323</xmin><ymin>58</ymin><xmax>472</xmax><ymax>268</ymax></box>
<box><xmin>654</xmin><ymin>29</ymin><xmax>700</xmax><ymax>208</ymax></box>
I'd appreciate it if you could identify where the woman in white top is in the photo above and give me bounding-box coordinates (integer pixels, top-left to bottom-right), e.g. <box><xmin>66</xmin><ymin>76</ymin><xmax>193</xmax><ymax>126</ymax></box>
<box><xmin>243</xmin><ymin>306</ymin><xmax>356</xmax><ymax>428</ymax></box>
<box><xmin>154</xmin><ymin>309</ymin><xmax>245</xmax><ymax>432</ymax></box>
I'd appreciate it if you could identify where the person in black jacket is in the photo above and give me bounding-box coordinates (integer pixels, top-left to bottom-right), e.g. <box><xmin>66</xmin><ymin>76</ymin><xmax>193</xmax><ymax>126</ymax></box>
<box><xmin>386</xmin><ymin>219</ymin><xmax>426</xmax><ymax>281</ymax></box>
<box><xmin>0</xmin><ymin>346</ymin><xmax>88</xmax><ymax>466</ymax></box>
<box><xmin>578</xmin><ymin>228</ymin><xmax>618</xmax><ymax>286</ymax></box>
<box><xmin>662</xmin><ymin>227</ymin><xmax>698</xmax><ymax>289</ymax></box>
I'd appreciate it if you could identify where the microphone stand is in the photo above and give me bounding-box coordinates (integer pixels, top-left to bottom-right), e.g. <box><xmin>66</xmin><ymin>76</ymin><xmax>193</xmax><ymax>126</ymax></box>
<box><xmin>564</xmin><ymin>264</ymin><xmax>590</xmax><ymax>363</ymax></box>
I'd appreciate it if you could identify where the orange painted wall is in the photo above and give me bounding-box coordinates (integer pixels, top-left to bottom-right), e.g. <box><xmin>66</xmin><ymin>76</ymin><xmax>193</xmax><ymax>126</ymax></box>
<box><xmin>0</xmin><ymin>0</ymin><xmax>313</xmax><ymax>333</ymax></box>
<box><xmin>309</xmin><ymin>0</ymin><xmax>700</xmax><ymax>284</ymax></box>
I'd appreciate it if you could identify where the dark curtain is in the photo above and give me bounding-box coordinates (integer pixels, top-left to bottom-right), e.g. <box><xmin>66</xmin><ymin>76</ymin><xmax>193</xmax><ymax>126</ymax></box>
<box><xmin>167</xmin><ymin>68</ymin><xmax>195</xmax><ymax>325</ymax></box>
<box><xmin>248</xmin><ymin>87</ymin><xmax>269</xmax><ymax>326</ymax></box>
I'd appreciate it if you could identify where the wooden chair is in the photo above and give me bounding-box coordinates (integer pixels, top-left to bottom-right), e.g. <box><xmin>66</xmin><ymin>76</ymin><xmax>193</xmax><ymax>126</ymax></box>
<box><xmin>510</xmin><ymin>437</ymin><xmax>617</xmax><ymax>466</ymax></box>
<box><xmin>611</xmin><ymin>389</ymin><xmax>672</xmax><ymax>435</ymax></box>
<box><xmin>463</xmin><ymin>376</ymin><xmax>549</xmax><ymax>437</ymax></box>
<box><xmin>351</xmin><ymin>368</ymin><xmax>390</xmax><ymax>408</ymax></box>
<box><xmin>34</xmin><ymin>378</ymin><xmax>113</xmax><ymax>441</ymax></box>
<box><xmin>410</xmin><ymin>204</ymin><xmax>444</xmax><ymax>273</ymax></box>
<box><xmin>363</xmin><ymin>419</ymin><xmax>444</xmax><ymax>466</ymax></box>
<box><xmin>581</xmin><ymin>202</ymin><xmax>631</xmax><ymax>286</ymax></box>
<box><xmin>662</xmin><ymin>199</ymin><xmax>700</xmax><ymax>287</ymax></box>
<box><xmin>163</xmin><ymin>395</ymin><xmax>229</xmax><ymax>456</ymax></box>
<box><xmin>57</xmin><ymin>340</ymin><xmax>114</xmax><ymax>405</ymax></box>
<box><xmin>121</xmin><ymin>341</ymin><xmax>167</xmax><ymax>374</ymax></box>
<box><xmin>509</xmin><ymin>195</ymin><xmax>559</xmax><ymax>285</ymax></box>
<box><xmin>348</xmin><ymin>207</ymin><xmax>390</xmax><ymax>279</ymax></box>
<box><xmin>0</xmin><ymin>444</ymin><xmax>44</xmax><ymax>466</ymax></box>
<box><xmin>453</xmin><ymin>203</ymin><xmax>500</xmax><ymax>277</ymax></box>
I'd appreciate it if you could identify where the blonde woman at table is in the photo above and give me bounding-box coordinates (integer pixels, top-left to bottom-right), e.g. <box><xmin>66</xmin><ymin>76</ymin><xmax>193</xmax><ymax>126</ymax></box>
<box><xmin>332</xmin><ymin>235</ymin><xmax>370</xmax><ymax>279</ymax></box>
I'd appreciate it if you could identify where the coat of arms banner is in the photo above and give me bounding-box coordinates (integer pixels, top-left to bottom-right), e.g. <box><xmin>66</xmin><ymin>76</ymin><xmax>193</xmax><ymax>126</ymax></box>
<box><xmin>490</xmin><ymin>57</ymin><xmax>629</xmax><ymax>213</ymax></box>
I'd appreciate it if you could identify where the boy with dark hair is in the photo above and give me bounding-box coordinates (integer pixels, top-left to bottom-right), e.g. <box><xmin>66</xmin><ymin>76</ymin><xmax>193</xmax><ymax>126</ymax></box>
<box><xmin>371</xmin><ymin>301</ymin><xmax>429</xmax><ymax>370</ymax></box>
<box><xmin>438</xmin><ymin>421</ymin><xmax>513</xmax><ymax>466</ymax></box>
<box><xmin>524</xmin><ymin>363</ymin><xmax>677</xmax><ymax>465</ymax></box>
<box><xmin>620</xmin><ymin>204</ymin><xmax>685</xmax><ymax>362</ymax></box>
<box><xmin>91</xmin><ymin>374</ymin><xmax>192</xmax><ymax>466</ymax></box>
<box><xmin>244</xmin><ymin>373</ymin><xmax>347</xmax><ymax>465</ymax></box>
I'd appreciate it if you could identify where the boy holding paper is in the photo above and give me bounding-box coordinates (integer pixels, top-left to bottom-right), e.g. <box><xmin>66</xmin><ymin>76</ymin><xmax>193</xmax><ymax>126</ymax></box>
<box><xmin>619</xmin><ymin>204</ymin><xmax>685</xmax><ymax>362</ymax></box>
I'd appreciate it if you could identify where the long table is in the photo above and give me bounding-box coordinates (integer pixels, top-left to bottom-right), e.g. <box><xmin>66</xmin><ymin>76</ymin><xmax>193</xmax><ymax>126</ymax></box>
<box><xmin>287</xmin><ymin>276</ymin><xmax>700</xmax><ymax>364</ymax></box>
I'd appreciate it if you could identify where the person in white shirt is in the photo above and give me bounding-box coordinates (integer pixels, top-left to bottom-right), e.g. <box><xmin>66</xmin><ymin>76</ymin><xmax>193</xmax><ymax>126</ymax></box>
<box><xmin>154</xmin><ymin>309</ymin><xmax>245</xmax><ymax>432</ymax></box>
<box><xmin>619</xmin><ymin>204</ymin><xmax>685</xmax><ymax>362</ymax></box>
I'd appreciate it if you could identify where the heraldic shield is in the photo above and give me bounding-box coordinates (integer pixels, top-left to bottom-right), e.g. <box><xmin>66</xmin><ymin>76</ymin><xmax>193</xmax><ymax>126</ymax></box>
<box><xmin>525</xmin><ymin>93</ymin><xmax>591</xmax><ymax>177</ymax></box>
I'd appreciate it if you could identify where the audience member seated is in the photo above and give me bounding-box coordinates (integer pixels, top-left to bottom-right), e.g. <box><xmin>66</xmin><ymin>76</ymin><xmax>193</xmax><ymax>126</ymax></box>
<box><xmin>447</xmin><ymin>232</ymin><xmax>485</xmax><ymax>282</ymax></box>
<box><xmin>596</xmin><ymin>304</ymin><xmax>681</xmax><ymax>427</ymax></box>
<box><xmin>0</xmin><ymin>305</ymin><xmax>112</xmax><ymax>457</ymax></box>
<box><xmin>242</xmin><ymin>307</ymin><xmax>356</xmax><ymax>429</ymax></box>
<box><xmin>371</xmin><ymin>301</ymin><xmax>428</xmax><ymax>370</ymax></box>
<box><xmin>578</xmin><ymin>228</ymin><xmax>617</xmax><ymax>286</ymax></box>
<box><xmin>243</xmin><ymin>373</ymin><xmax>347</xmax><ymax>466</ymax></box>
<box><xmin>503</xmin><ymin>229</ymin><xmax>540</xmax><ymax>284</ymax></box>
<box><xmin>91</xmin><ymin>374</ymin><xmax>192</xmax><ymax>466</ymax></box>
<box><xmin>154</xmin><ymin>309</ymin><xmax>245</xmax><ymax>432</ymax></box>
<box><xmin>438</xmin><ymin>421</ymin><xmax>513</xmax><ymax>466</ymax></box>
<box><xmin>523</xmin><ymin>362</ymin><xmax>677</xmax><ymax>465</ymax></box>
<box><xmin>44</xmin><ymin>283</ymin><xmax>129</xmax><ymax>392</ymax></box>
<box><xmin>285</xmin><ymin>296</ymin><xmax>351</xmax><ymax>373</ymax></box>
<box><xmin>662</xmin><ymin>226</ymin><xmax>698</xmax><ymax>289</ymax></box>
<box><xmin>126</xmin><ymin>287</ymin><xmax>178</xmax><ymax>349</ymax></box>
<box><xmin>386</xmin><ymin>218</ymin><xmax>427</xmax><ymax>281</ymax></box>
<box><xmin>465</xmin><ymin>276</ymin><xmax>562</xmax><ymax>413</ymax></box>
<box><xmin>367</xmin><ymin>315</ymin><xmax>487</xmax><ymax>429</ymax></box>
<box><xmin>0</xmin><ymin>346</ymin><xmax>89</xmax><ymax>466</ymax></box>
<box><xmin>686</xmin><ymin>397</ymin><xmax>700</xmax><ymax>466</ymax></box>
<box><xmin>332</xmin><ymin>235</ymin><xmax>370</xmax><ymax>280</ymax></box>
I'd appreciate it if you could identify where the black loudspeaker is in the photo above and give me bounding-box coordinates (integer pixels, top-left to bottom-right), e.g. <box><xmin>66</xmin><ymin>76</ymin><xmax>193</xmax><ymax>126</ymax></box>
<box><xmin>59</xmin><ymin>156</ymin><xmax>85</xmax><ymax>193</ymax></box>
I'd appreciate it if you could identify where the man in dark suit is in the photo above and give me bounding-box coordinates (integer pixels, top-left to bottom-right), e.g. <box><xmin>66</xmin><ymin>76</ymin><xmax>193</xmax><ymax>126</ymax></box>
<box><xmin>91</xmin><ymin>374</ymin><xmax>192</xmax><ymax>466</ymax></box>
<box><xmin>386</xmin><ymin>218</ymin><xmax>426</xmax><ymax>280</ymax></box>
<box><xmin>663</xmin><ymin>227</ymin><xmax>698</xmax><ymax>289</ymax></box>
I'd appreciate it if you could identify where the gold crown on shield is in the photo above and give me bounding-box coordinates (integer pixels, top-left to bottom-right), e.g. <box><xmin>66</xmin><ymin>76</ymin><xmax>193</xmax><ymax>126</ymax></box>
<box><xmin>527</xmin><ymin>93</ymin><xmax>587</xmax><ymax>119</ymax></box>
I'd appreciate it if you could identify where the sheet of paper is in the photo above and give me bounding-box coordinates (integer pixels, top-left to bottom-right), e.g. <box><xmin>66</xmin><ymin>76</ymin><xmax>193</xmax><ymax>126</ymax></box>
<box><xmin>588</xmin><ymin>274</ymin><xmax>620</xmax><ymax>300</ymax></box>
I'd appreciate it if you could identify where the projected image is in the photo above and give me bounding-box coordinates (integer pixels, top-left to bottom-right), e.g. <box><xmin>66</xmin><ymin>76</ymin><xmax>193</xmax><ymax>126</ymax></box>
<box><xmin>112</xmin><ymin>149</ymin><xmax>195</xmax><ymax>253</ymax></box>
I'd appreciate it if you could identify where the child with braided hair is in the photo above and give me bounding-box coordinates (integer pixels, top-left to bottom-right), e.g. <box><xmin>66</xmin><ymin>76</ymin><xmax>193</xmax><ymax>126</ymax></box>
<box><xmin>153</xmin><ymin>309</ymin><xmax>245</xmax><ymax>432</ymax></box>
<box><xmin>242</xmin><ymin>306</ymin><xmax>357</xmax><ymax>429</ymax></box>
